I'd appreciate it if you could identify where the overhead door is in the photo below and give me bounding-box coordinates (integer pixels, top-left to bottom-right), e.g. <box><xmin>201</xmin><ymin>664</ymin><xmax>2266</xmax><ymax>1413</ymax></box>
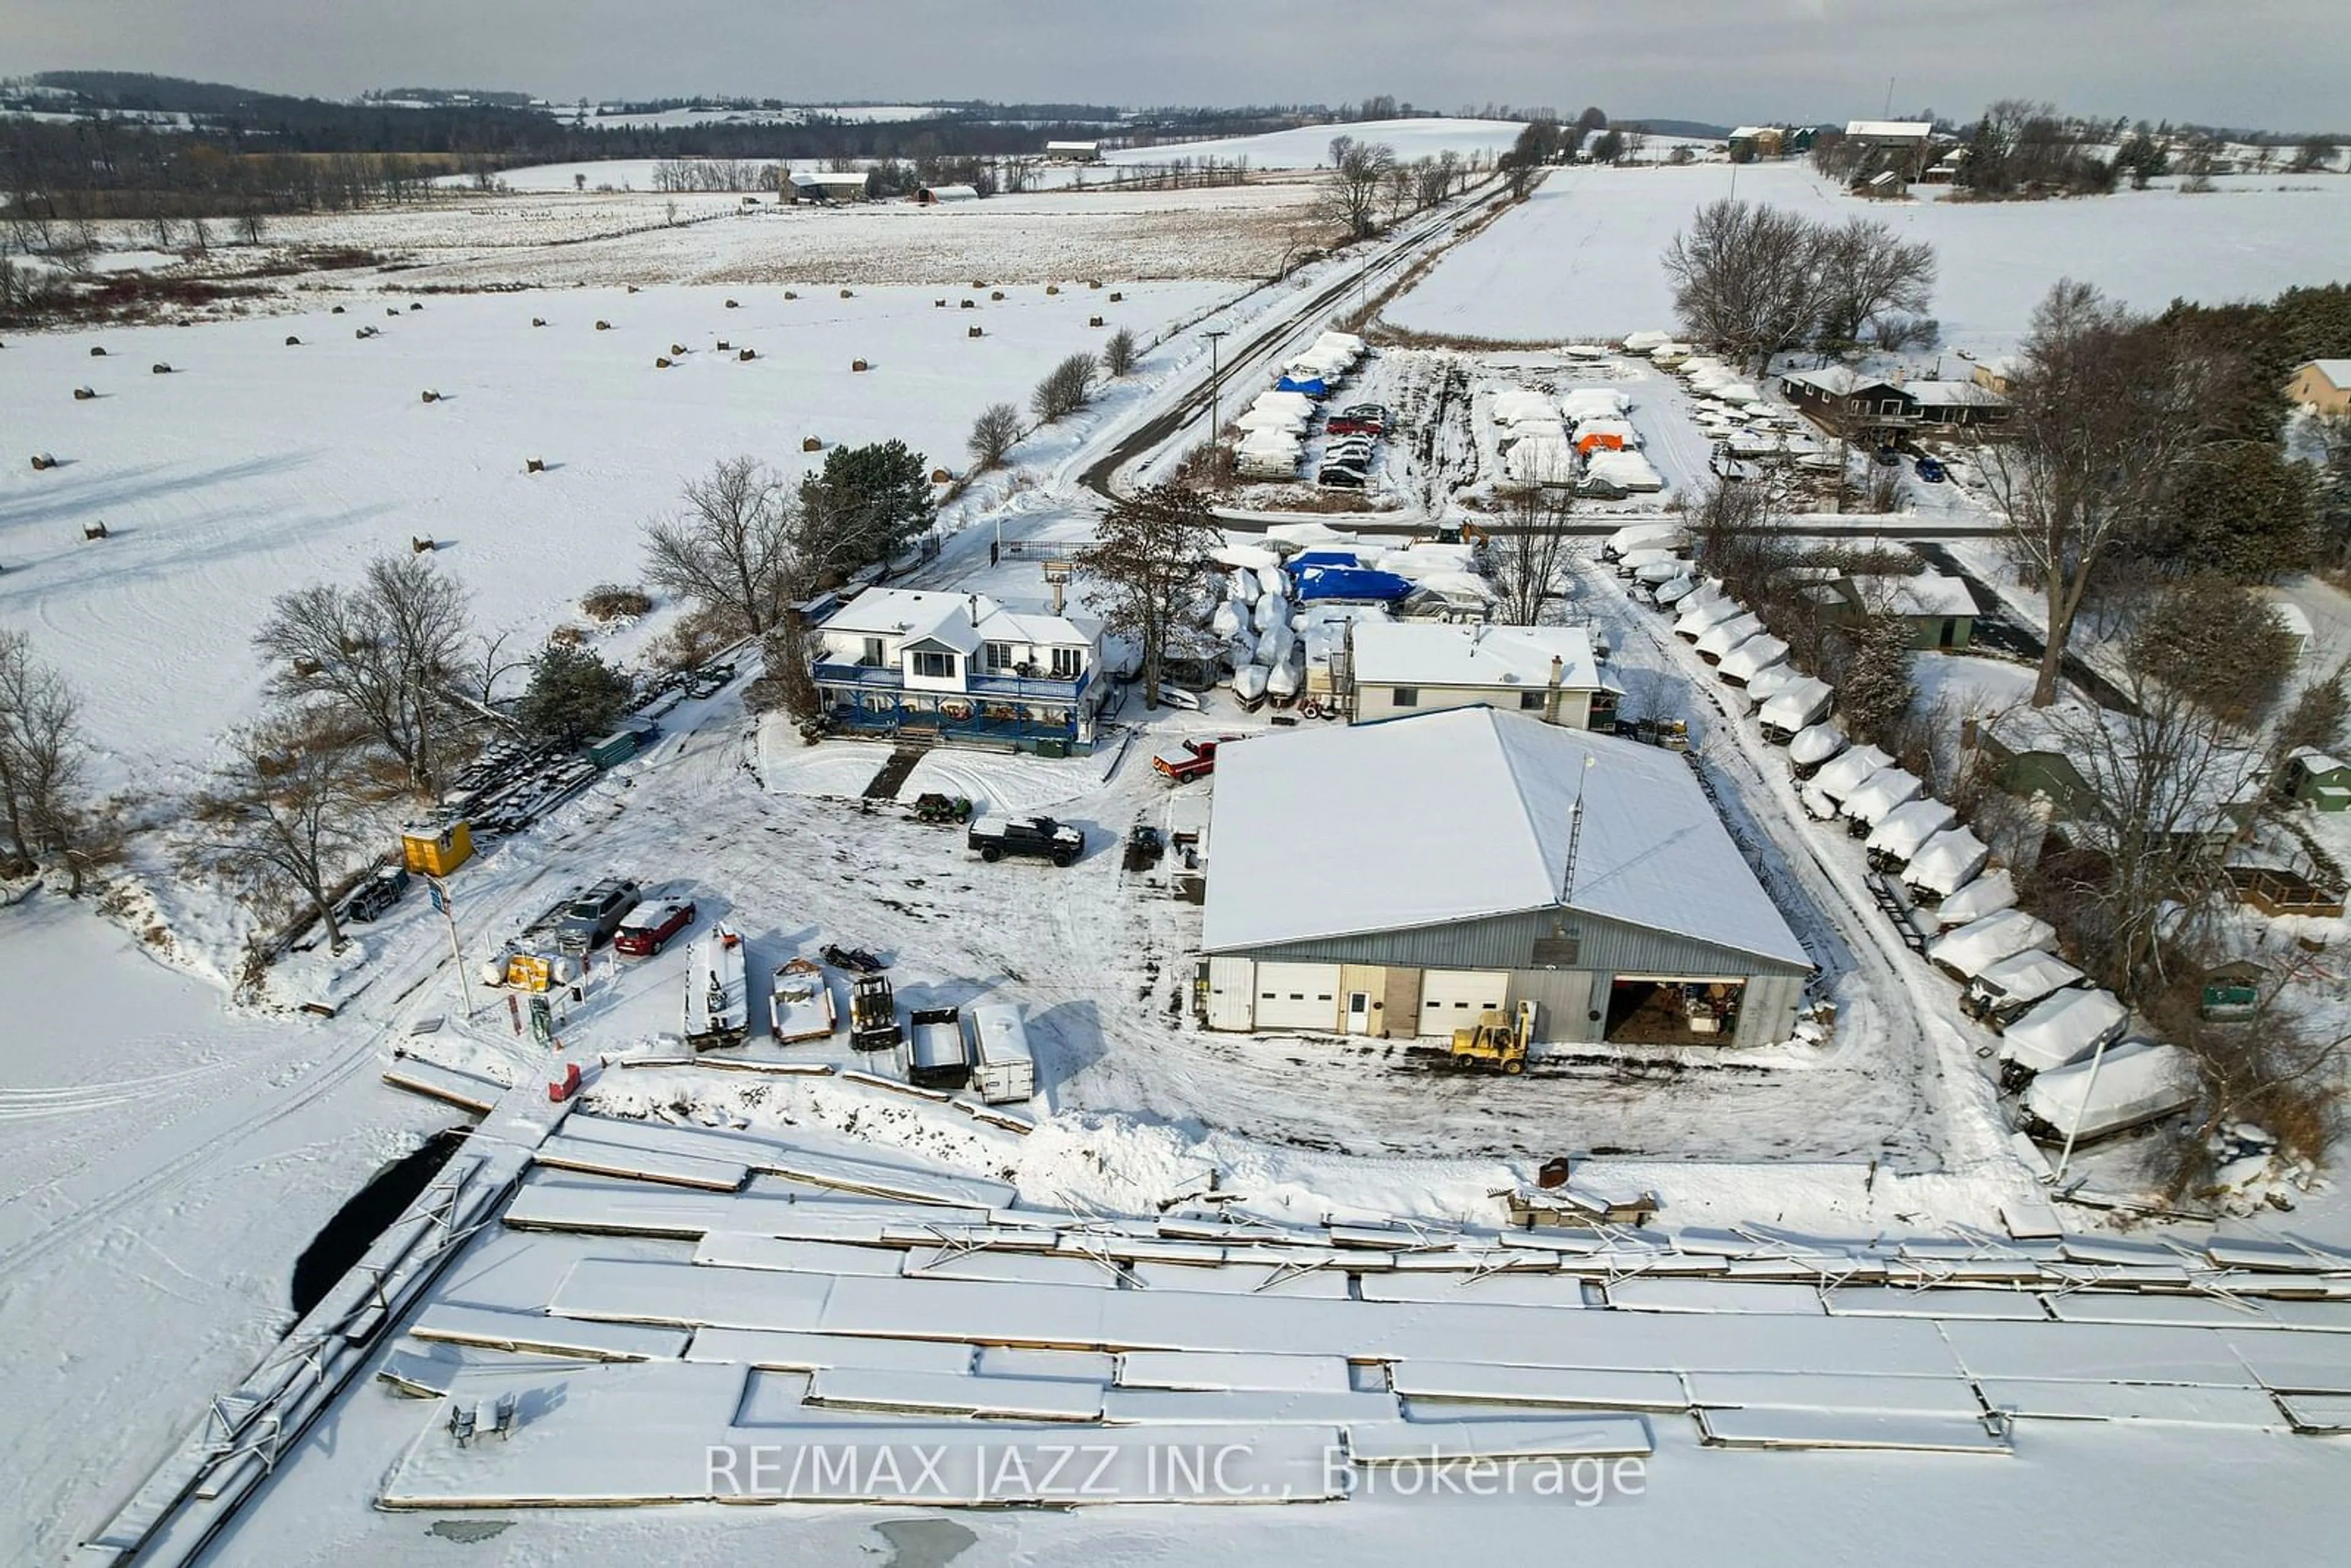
<box><xmin>1417</xmin><ymin>969</ymin><xmax>1510</xmax><ymax>1038</ymax></box>
<box><xmin>1252</xmin><ymin>962</ymin><xmax>1342</xmax><ymax>1032</ymax></box>
<box><xmin>1202</xmin><ymin>957</ymin><xmax>1256</xmax><ymax>1032</ymax></box>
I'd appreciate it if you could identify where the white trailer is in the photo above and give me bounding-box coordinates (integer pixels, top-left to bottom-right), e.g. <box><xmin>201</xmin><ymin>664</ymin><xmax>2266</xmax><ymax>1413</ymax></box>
<box><xmin>906</xmin><ymin>1007</ymin><xmax>971</xmax><ymax>1090</ymax></box>
<box><xmin>683</xmin><ymin>924</ymin><xmax>749</xmax><ymax>1050</ymax></box>
<box><xmin>965</xmin><ymin>1004</ymin><xmax>1037</xmax><ymax>1105</ymax></box>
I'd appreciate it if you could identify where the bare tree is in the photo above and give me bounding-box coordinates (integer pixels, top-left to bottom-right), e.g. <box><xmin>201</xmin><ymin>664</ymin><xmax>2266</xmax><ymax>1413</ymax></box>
<box><xmin>1032</xmin><ymin>352</ymin><xmax>1100</xmax><ymax>423</ymax></box>
<box><xmin>0</xmin><ymin>628</ymin><xmax>90</xmax><ymax>888</ymax></box>
<box><xmin>1318</xmin><ymin>135</ymin><xmax>1397</xmax><ymax>240</ymax></box>
<box><xmin>253</xmin><ymin>552</ymin><xmax>474</xmax><ymax>799</ymax></box>
<box><xmin>640</xmin><ymin>456</ymin><xmax>793</xmax><ymax>638</ymax></box>
<box><xmin>1417</xmin><ymin>150</ymin><xmax>1462</xmax><ymax>209</ymax></box>
<box><xmin>1812</xmin><ymin>217</ymin><xmax>1938</xmax><ymax>351</ymax></box>
<box><xmin>1484</xmin><ymin>485</ymin><xmax>1576</xmax><ymax>625</ymax></box>
<box><xmin>1661</xmin><ymin>200</ymin><xmax>1832</xmax><ymax>373</ymax></box>
<box><xmin>1979</xmin><ymin>280</ymin><xmax>2226</xmax><ymax>706</ymax></box>
<box><xmin>967</xmin><ymin>402</ymin><xmax>1023</xmax><ymax>471</ymax></box>
<box><xmin>1101</xmin><ymin>327</ymin><xmax>1139</xmax><ymax>378</ymax></box>
<box><xmin>192</xmin><ymin>707</ymin><xmax>380</xmax><ymax>953</ymax></box>
<box><xmin>1074</xmin><ymin>480</ymin><xmax>1223</xmax><ymax>707</ymax></box>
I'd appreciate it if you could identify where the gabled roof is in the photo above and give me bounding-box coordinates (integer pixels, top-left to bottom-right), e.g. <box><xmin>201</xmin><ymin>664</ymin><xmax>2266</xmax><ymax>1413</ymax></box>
<box><xmin>2300</xmin><ymin>359</ymin><xmax>2351</xmax><ymax>391</ymax></box>
<box><xmin>819</xmin><ymin>588</ymin><xmax>1098</xmax><ymax>651</ymax></box>
<box><xmin>1845</xmin><ymin>120</ymin><xmax>1934</xmax><ymax>140</ymax></box>
<box><xmin>1847</xmin><ymin>573</ymin><xmax>1978</xmax><ymax>618</ymax></box>
<box><xmin>1782</xmin><ymin>367</ymin><xmax>1902</xmax><ymax>399</ymax></box>
<box><xmin>1349</xmin><ymin>623</ymin><xmax>1608</xmax><ymax>693</ymax></box>
<box><xmin>1202</xmin><ymin>708</ymin><xmax>1810</xmax><ymax>969</ymax></box>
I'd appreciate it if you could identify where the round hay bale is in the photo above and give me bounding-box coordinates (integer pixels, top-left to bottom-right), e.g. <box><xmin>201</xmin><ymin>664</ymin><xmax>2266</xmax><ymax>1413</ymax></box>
<box><xmin>716</xmin><ymin>339</ymin><xmax>732</xmax><ymax>351</ymax></box>
<box><xmin>967</xmin><ymin>326</ymin><xmax>984</xmax><ymax>339</ymax></box>
<box><xmin>72</xmin><ymin>386</ymin><xmax>96</xmax><ymax>400</ymax></box>
<box><xmin>839</xmin><ymin>288</ymin><xmax>854</xmax><ymax>299</ymax></box>
<box><xmin>531</xmin><ymin>317</ymin><xmax>547</xmax><ymax>327</ymax></box>
<box><xmin>386</xmin><ymin>307</ymin><xmax>400</xmax><ymax>317</ymax></box>
<box><xmin>83</xmin><ymin>521</ymin><xmax>109</xmax><ymax>541</ymax></box>
<box><xmin>784</xmin><ymin>290</ymin><xmax>799</xmax><ymax>300</ymax></box>
<box><xmin>31</xmin><ymin>453</ymin><xmax>56</xmax><ymax>471</ymax></box>
<box><xmin>801</xmin><ymin>437</ymin><xmax>823</xmax><ymax>452</ymax></box>
<box><xmin>961</xmin><ymin>299</ymin><xmax>977</xmax><ymax>309</ymax></box>
<box><xmin>934</xmin><ymin>299</ymin><xmax>947</xmax><ymax>309</ymax></box>
<box><xmin>595</xmin><ymin>320</ymin><xmax>612</xmax><ymax>331</ymax></box>
<box><xmin>1089</xmin><ymin>315</ymin><xmax>1104</xmax><ymax>328</ymax></box>
<box><xmin>989</xmin><ymin>290</ymin><xmax>1005</xmax><ymax>301</ymax></box>
<box><xmin>151</xmin><ymin>362</ymin><xmax>172</xmax><ymax>374</ymax></box>
<box><xmin>725</xmin><ymin>298</ymin><xmax>740</xmax><ymax>309</ymax></box>
<box><xmin>526</xmin><ymin>457</ymin><xmax>546</xmax><ymax>473</ymax></box>
<box><xmin>409</xmin><ymin>301</ymin><xmax>422</xmax><ymax>312</ymax></box>
<box><xmin>669</xmin><ymin>342</ymin><xmax>686</xmax><ymax>356</ymax></box>
<box><xmin>626</xmin><ymin>285</ymin><xmax>640</xmax><ymax>294</ymax></box>
<box><xmin>972</xmin><ymin>280</ymin><xmax>988</xmax><ymax>288</ymax></box>
<box><xmin>851</xmin><ymin>359</ymin><xmax>869</xmax><ymax>372</ymax></box>
<box><xmin>654</xmin><ymin>356</ymin><xmax>672</xmax><ymax>369</ymax></box>
<box><xmin>89</xmin><ymin>345</ymin><xmax>107</xmax><ymax>357</ymax></box>
<box><xmin>929</xmin><ymin>468</ymin><xmax>952</xmax><ymax>484</ymax></box>
<box><xmin>737</xmin><ymin>348</ymin><xmax>756</xmax><ymax>362</ymax></box>
<box><xmin>285</xmin><ymin>335</ymin><xmax>301</xmax><ymax>346</ymax></box>
<box><xmin>1045</xmin><ymin>284</ymin><xmax>1060</xmax><ymax>295</ymax></box>
<box><xmin>1088</xmin><ymin>279</ymin><xmax>1103</xmax><ymax>289</ymax></box>
<box><xmin>331</xmin><ymin>304</ymin><xmax>346</xmax><ymax>314</ymax></box>
<box><xmin>411</xmin><ymin>535</ymin><xmax>435</xmax><ymax>553</ymax></box>
<box><xmin>421</xmin><ymin>389</ymin><xmax>440</xmax><ymax>403</ymax></box>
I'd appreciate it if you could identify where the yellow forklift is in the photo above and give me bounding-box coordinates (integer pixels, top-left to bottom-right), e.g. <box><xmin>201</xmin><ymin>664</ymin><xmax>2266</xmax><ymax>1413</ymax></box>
<box><xmin>1450</xmin><ymin>1000</ymin><xmax>1537</xmax><ymax>1075</ymax></box>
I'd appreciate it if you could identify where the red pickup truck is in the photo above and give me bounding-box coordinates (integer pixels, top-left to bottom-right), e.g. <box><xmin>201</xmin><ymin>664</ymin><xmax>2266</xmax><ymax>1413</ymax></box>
<box><xmin>1152</xmin><ymin>735</ymin><xmax>1240</xmax><ymax>784</ymax></box>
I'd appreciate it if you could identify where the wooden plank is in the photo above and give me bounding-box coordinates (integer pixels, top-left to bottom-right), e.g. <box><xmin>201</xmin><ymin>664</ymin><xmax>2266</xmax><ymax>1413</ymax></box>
<box><xmin>692</xmin><ymin>1232</ymin><xmax>909</xmax><ymax>1277</ymax></box>
<box><xmin>380</xmin><ymin>1055</ymin><xmax>503</xmax><ymax>1114</ymax></box>
<box><xmin>1118</xmin><ymin>1351</ymin><xmax>1355</xmax><ymax>1393</ymax></box>
<box><xmin>807</xmin><ymin>1367</ymin><xmax>1103</xmax><ymax>1422</ymax></box>
<box><xmin>1977</xmin><ymin>1378</ymin><xmax>2286</xmax><ymax>1428</ymax></box>
<box><xmin>683</xmin><ymin>1327</ymin><xmax>973</xmax><ymax>1377</ymax></box>
<box><xmin>1388</xmin><ymin>1361</ymin><xmax>1687</xmax><ymax>1411</ymax></box>
<box><xmin>1348</xmin><ymin>1417</ymin><xmax>1652</xmax><ymax>1463</ymax></box>
<box><xmin>1695</xmin><ymin>1406</ymin><xmax>2008</xmax><ymax>1453</ymax></box>
<box><xmin>534</xmin><ymin>1133</ymin><xmax>748</xmax><ymax>1193</ymax></box>
<box><xmin>409</xmin><ymin>1302</ymin><xmax>690</xmax><ymax>1362</ymax></box>
<box><xmin>1685</xmin><ymin>1370</ymin><xmax>1984</xmax><ymax>1419</ymax></box>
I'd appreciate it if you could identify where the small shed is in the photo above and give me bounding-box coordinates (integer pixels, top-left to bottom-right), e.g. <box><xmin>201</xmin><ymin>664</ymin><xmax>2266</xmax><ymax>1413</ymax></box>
<box><xmin>2280</xmin><ymin>748</ymin><xmax>2351</xmax><ymax>811</ymax></box>
<box><xmin>400</xmin><ymin>820</ymin><xmax>473</xmax><ymax>877</ymax></box>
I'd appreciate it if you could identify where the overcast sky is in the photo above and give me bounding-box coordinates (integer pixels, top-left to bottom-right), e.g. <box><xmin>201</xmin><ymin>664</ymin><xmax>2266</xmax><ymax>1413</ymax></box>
<box><xmin>5</xmin><ymin>1</ymin><xmax>2345</xmax><ymax>132</ymax></box>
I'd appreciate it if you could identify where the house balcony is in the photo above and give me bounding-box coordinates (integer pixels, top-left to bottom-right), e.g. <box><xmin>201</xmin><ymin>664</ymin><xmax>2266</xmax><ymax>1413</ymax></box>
<box><xmin>813</xmin><ymin>661</ymin><xmax>1091</xmax><ymax>704</ymax></box>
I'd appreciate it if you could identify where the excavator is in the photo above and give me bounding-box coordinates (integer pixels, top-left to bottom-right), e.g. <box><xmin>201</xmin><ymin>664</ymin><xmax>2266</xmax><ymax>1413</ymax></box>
<box><xmin>1449</xmin><ymin>1000</ymin><xmax>1537</xmax><ymax>1075</ymax></box>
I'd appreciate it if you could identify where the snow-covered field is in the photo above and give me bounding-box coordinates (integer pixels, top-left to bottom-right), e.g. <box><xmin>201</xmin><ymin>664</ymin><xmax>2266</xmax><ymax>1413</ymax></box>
<box><xmin>0</xmin><ymin>279</ymin><xmax>1230</xmax><ymax>782</ymax></box>
<box><xmin>1389</xmin><ymin>162</ymin><xmax>2351</xmax><ymax>350</ymax></box>
<box><xmin>1105</xmin><ymin>116</ymin><xmax>1526</xmax><ymax>170</ymax></box>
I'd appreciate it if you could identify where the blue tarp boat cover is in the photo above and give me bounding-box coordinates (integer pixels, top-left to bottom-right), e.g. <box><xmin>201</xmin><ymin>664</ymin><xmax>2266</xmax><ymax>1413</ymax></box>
<box><xmin>1287</xmin><ymin>549</ymin><xmax>1365</xmax><ymax>571</ymax></box>
<box><xmin>1292</xmin><ymin>566</ymin><xmax>1415</xmax><ymax>603</ymax></box>
<box><xmin>1275</xmin><ymin>375</ymin><xmax>1329</xmax><ymax>397</ymax></box>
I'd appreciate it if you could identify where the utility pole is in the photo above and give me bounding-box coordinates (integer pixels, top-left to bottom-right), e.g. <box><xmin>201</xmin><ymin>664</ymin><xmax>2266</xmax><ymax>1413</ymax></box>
<box><xmin>1203</xmin><ymin>328</ymin><xmax>1229</xmax><ymax>448</ymax></box>
<box><xmin>2052</xmin><ymin>1032</ymin><xmax>2115</xmax><ymax>1184</ymax></box>
<box><xmin>427</xmin><ymin>875</ymin><xmax>476</xmax><ymax>1020</ymax></box>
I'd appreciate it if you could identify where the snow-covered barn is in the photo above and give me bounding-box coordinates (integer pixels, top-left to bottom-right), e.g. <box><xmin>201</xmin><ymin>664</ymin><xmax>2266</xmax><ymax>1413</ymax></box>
<box><xmin>789</xmin><ymin>170</ymin><xmax>872</xmax><ymax>203</ymax></box>
<box><xmin>1197</xmin><ymin>709</ymin><xmax>1813</xmax><ymax>1048</ymax></box>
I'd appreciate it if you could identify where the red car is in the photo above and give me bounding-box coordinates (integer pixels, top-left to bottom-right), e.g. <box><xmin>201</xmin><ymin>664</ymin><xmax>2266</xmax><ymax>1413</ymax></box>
<box><xmin>1152</xmin><ymin>735</ymin><xmax>1240</xmax><ymax>784</ymax></box>
<box><xmin>613</xmin><ymin>896</ymin><xmax>696</xmax><ymax>956</ymax></box>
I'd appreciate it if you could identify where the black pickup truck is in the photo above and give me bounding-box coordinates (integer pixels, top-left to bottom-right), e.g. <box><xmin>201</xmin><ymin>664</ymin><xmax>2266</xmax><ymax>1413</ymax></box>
<box><xmin>967</xmin><ymin>815</ymin><xmax>1085</xmax><ymax>867</ymax></box>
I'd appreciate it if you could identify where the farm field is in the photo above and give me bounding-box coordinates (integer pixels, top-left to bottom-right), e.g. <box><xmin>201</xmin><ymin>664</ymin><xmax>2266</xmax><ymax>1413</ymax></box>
<box><xmin>0</xmin><ymin>277</ymin><xmax>1234</xmax><ymax>782</ymax></box>
<box><xmin>1387</xmin><ymin>161</ymin><xmax>2351</xmax><ymax>350</ymax></box>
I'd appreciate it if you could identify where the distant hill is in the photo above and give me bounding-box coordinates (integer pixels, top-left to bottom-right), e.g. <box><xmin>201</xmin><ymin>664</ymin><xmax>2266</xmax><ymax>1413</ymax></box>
<box><xmin>1620</xmin><ymin>118</ymin><xmax>1732</xmax><ymax>140</ymax></box>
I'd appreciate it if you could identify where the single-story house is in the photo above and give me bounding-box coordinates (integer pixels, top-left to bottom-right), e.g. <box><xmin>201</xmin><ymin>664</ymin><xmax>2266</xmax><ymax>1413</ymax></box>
<box><xmin>2280</xmin><ymin>749</ymin><xmax>2351</xmax><ymax>812</ymax></box>
<box><xmin>788</xmin><ymin>170</ymin><xmax>871</xmax><ymax>203</ymax></box>
<box><xmin>1781</xmin><ymin>368</ymin><xmax>2009</xmax><ymax>435</ymax></box>
<box><xmin>1044</xmin><ymin>140</ymin><xmax>1101</xmax><ymax>162</ymax></box>
<box><xmin>1971</xmin><ymin>705</ymin><xmax>2263</xmax><ymax>855</ymax></box>
<box><xmin>1346</xmin><ymin>622</ymin><xmax>1618</xmax><ymax>729</ymax></box>
<box><xmin>1816</xmin><ymin>572</ymin><xmax>1979</xmax><ymax>650</ymax></box>
<box><xmin>2287</xmin><ymin>359</ymin><xmax>2351</xmax><ymax>417</ymax></box>
<box><xmin>1197</xmin><ymin>709</ymin><xmax>1813</xmax><ymax>1048</ymax></box>
<box><xmin>1727</xmin><ymin>126</ymin><xmax>1784</xmax><ymax>162</ymax></box>
<box><xmin>810</xmin><ymin>587</ymin><xmax>1106</xmax><ymax>752</ymax></box>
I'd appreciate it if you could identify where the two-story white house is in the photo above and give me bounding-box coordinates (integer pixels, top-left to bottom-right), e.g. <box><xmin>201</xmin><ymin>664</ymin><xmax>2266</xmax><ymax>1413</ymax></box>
<box><xmin>811</xmin><ymin>588</ymin><xmax>1108</xmax><ymax>753</ymax></box>
<box><xmin>1346</xmin><ymin>623</ymin><xmax>1618</xmax><ymax>729</ymax></box>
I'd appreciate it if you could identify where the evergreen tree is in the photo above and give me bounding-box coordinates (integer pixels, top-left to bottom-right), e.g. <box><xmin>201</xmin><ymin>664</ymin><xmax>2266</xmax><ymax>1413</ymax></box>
<box><xmin>519</xmin><ymin>645</ymin><xmax>634</xmax><ymax>748</ymax></box>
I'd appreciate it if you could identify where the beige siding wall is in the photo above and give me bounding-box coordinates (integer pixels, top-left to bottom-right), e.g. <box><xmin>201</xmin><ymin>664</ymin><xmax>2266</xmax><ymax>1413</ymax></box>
<box><xmin>2289</xmin><ymin>366</ymin><xmax>2351</xmax><ymax>416</ymax></box>
<box><xmin>1355</xmin><ymin>685</ymin><xmax>1596</xmax><ymax>727</ymax></box>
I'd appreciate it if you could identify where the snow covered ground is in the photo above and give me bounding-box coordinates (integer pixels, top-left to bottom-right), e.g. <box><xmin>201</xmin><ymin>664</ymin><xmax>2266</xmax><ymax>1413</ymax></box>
<box><xmin>1103</xmin><ymin>116</ymin><xmax>1526</xmax><ymax>170</ymax></box>
<box><xmin>0</xmin><ymin>277</ymin><xmax>1230</xmax><ymax>784</ymax></box>
<box><xmin>1388</xmin><ymin>162</ymin><xmax>2351</xmax><ymax>350</ymax></box>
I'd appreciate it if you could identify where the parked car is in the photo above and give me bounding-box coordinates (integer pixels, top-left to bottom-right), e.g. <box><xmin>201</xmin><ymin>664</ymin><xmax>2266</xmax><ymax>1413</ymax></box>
<box><xmin>1914</xmin><ymin>456</ymin><xmax>1948</xmax><ymax>483</ymax></box>
<box><xmin>1340</xmin><ymin>402</ymin><xmax>1391</xmax><ymax>427</ymax></box>
<box><xmin>1318</xmin><ymin>465</ymin><xmax>1368</xmax><ymax>488</ymax></box>
<box><xmin>613</xmin><ymin>896</ymin><xmax>696</xmax><ymax>957</ymax></box>
<box><xmin>557</xmin><ymin>876</ymin><xmax>644</xmax><ymax>955</ymax></box>
<box><xmin>342</xmin><ymin>865</ymin><xmax>410</xmax><ymax>924</ymax></box>
<box><xmin>1873</xmin><ymin>446</ymin><xmax>1904</xmax><ymax>466</ymax></box>
<box><xmin>968</xmin><ymin>815</ymin><xmax>1085</xmax><ymax>867</ymax></box>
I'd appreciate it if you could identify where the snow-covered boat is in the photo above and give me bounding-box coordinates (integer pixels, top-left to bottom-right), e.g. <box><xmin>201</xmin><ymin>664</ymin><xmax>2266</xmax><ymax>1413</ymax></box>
<box><xmin>2020</xmin><ymin>1040</ymin><xmax>2196</xmax><ymax>1144</ymax></box>
<box><xmin>683</xmin><ymin>923</ymin><xmax>749</xmax><ymax>1050</ymax></box>
<box><xmin>1787</xmin><ymin>722</ymin><xmax>1847</xmax><ymax>776</ymax></box>
<box><xmin>1928</xmin><ymin>907</ymin><xmax>2058</xmax><ymax>983</ymax></box>
<box><xmin>768</xmin><ymin>956</ymin><xmax>837</xmax><ymax>1044</ymax></box>
<box><xmin>1997</xmin><ymin>987</ymin><xmax>2131</xmax><ymax>1087</ymax></box>
<box><xmin>1962</xmin><ymin>949</ymin><xmax>2085</xmax><ymax>1030</ymax></box>
<box><xmin>1864</xmin><ymin>797</ymin><xmax>1957</xmax><ymax>870</ymax></box>
<box><xmin>1760</xmin><ymin>680</ymin><xmax>1834</xmax><ymax>743</ymax></box>
<box><xmin>1933</xmin><ymin>868</ymin><xmax>2016</xmax><ymax>927</ymax></box>
<box><xmin>1905</xmin><ymin>827</ymin><xmax>1989</xmax><ymax>904</ymax></box>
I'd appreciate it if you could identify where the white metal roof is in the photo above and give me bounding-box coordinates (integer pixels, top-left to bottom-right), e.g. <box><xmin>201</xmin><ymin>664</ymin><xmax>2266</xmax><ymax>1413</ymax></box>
<box><xmin>820</xmin><ymin>588</ymin><xmax>1097</xmax><ymax>649</ymax></box>
<box><xmin>1201</xmin><ymin>708</ymin><xmax>1810</xmax><ymax>968</ymax></box>
<box><xmin>1849</xmin><ymin>573</ymin><xmax>1978</xmax><ymax>618</ymax></box>
<box><xmin>1349</xmin><ymin>622</ymin><xmax>1606</xmax><ymax>693</ymax></box>
<box><xmin>1845</xmin><ymin>120</ymin><xmax>1934</xmax><ymax>140</ymax></box>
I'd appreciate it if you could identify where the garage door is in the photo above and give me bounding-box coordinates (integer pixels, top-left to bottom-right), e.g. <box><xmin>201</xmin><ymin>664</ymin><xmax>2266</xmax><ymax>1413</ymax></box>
<box><xmin>1253</xmin><ymin>962</ymin><xmax>1341</xmax><ymax>1032</ymax></box>
<box><xmin>1417</xmin><ymin>969</ymin><xmax>1510</xmax><ymax>1037</ymax></box>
